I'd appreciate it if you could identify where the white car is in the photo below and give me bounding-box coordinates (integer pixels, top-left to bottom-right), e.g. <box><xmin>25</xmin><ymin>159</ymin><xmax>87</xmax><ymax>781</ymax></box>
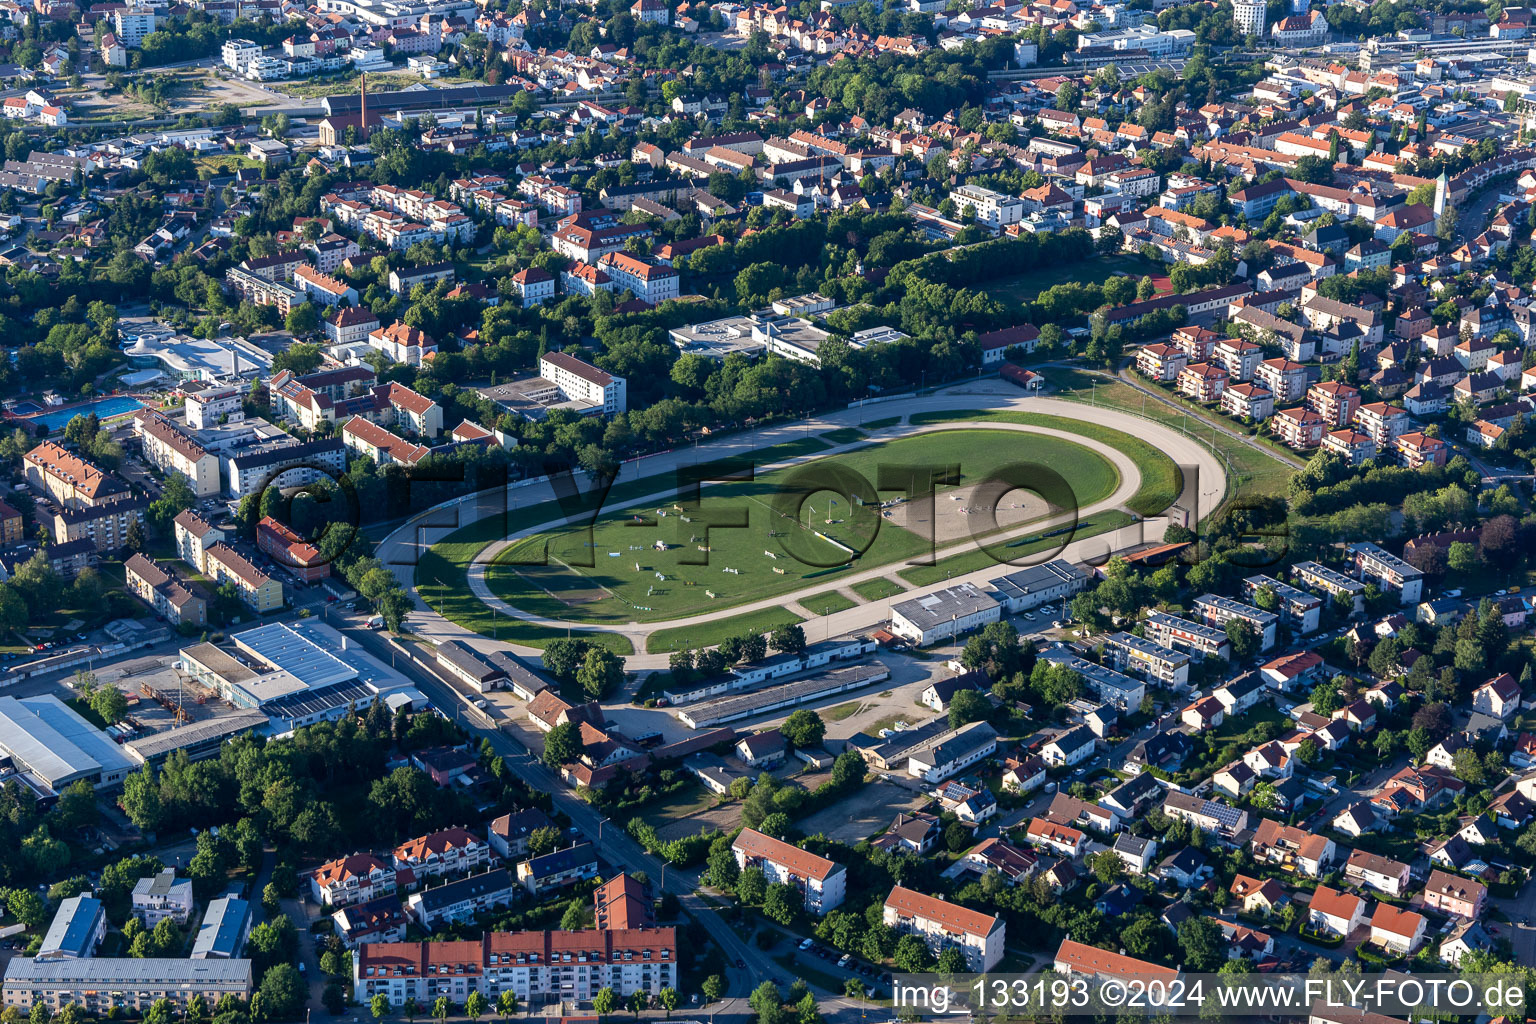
<box><xmin>799</xmin><ymin>939</ymin><xmax>814</xmax><ymax>951</ymax></box>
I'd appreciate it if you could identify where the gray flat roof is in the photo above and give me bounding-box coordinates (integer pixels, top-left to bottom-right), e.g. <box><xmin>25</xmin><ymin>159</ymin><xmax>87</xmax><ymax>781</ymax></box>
<box><xmin>0</xmin><ymin>695</ymin><xmax>128</xmax><ymax>789</ymax></box>
<box><xmin>892</xmin><ymin>583</ymin><xmax>1000</xmax><ymax>631</ymax></box>
<box><xmin>3</xmin><ymin>956</ymin><xmax>252</xmax><ymax>986</ymax></box>
<box><xmin>124</xmin><ymin>710</ymin><xmax>269</xmax><ymax>762</ymax></box>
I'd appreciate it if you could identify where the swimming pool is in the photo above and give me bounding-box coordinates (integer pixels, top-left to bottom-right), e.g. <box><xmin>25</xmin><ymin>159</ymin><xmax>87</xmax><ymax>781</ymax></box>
<box><xmin>29</xmin><ymin>396</ymin><xmax>145</xmax><ymax>431</ymax></box>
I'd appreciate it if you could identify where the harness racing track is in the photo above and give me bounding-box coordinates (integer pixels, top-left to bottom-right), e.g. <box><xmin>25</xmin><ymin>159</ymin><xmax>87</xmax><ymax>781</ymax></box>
<box><xmin>377</xmin><ymin>383</ymin><xmax>1228</xmax><ymax>669</ymax></box>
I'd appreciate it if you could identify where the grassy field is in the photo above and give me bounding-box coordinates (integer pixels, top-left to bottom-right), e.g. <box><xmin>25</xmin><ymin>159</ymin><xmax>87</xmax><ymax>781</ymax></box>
<box><xmin>276</xmin><ymin>70</ymin><xmax>426</xmax><ymax>100</ymax></box>
<box><xmin>417</xmin><ymin>435</ymin><xmax>837</xmax><ymax>649</ymax></box>
<box><xmin>981</xmin><ymin>254</ymin><xmax>1162</xmax><ymax>306</ymax></box>
<box><xmin>1038</xmin><ymin>367</ymin><xmax>1295</xmax><ymax>502</ymax></box>
<box><xmin>898</xmin><ymin>509</ymin><xmax>1137</xmax><ymax>587</ymax></box>
<box><xmin>646</xmin><ymin>607</ymin><xmax>805</xmax><ymax>654</ymax></box>
<box><xmin>908</xmin><ymin>409</ymin><xmax>1183</xmax><ymax>517</ymax></box>
<box><xmin>484</xmin><ymin>429</ymin><xmax>1118</xmax><ymax>626</ymax></box>
<box><xmin>802</xmin><ymin>590</ymin><xmax>857</xmax><ymax>614</ymax></box>
<box><xmin>852</xmin><ymin>578</ymin><xmax>907</xmax><ymax>601</ymax></box>
<box><xmin>821</xmin><ymin>427</ymin><xmax>867</xmax><ymax>445</ymax></box>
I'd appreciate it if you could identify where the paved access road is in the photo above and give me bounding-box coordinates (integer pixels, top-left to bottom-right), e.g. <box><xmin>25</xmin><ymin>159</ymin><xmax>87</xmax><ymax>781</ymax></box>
<box><xmin>376</xmin><ymin>381</ymin><xmax>1227</xmax><ymax>668</ymax></box>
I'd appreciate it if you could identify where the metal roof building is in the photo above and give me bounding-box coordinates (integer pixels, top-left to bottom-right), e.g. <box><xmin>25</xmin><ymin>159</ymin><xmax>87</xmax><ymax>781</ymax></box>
<box><xmin>0</xmin><ymin>695</ymin><xmax>138</xmax><ymax>794</ymax></box>
<box><xmin>38</xmin><ymin>896</ymin><xmax>105</xmax><ymax>960</ymax></box>
<box><xmin>192</xmin><ymin>897</ymin><xmax>252</xmax><ymax>960</ymax></box>
<box><xmin>177</xmin><ymin>620</ymin><xmax>425</xmax><ymax>730</ymax></box>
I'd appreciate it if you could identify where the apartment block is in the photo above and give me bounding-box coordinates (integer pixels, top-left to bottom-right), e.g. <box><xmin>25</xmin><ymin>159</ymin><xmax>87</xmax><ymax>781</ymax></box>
<box><xmin>204</xmin><ymin>543</ymin><xmax>283</xmax><ymax>613</ymax></box>
<box><xmin>1177</xmin><ymin>362</ymin><xmax>1227</xmax><ymax>403</ymax></box>
<box><xmin>1104</xmin><ymin>631</ymin><xmax>1190</xmax><ymax>688</ymax></box>
<box><xmin>353</xmin><ymin>929</ymin><xmax>676</xmax><ymax>1007</ymax></box>
<box><xmin>1192</xmin><ymin>594</ymin><xmax>1278</xmax><ymax>651</ymax></box>
<box><xmin>731</xmin><ymin>828</ymin><xmax>846</xmax><ymax>914</ymax></box>
<box><xmin>1254</xmin><ymin>358</ymin><xmax>1308</xmax><ymax>404</ymax></box>
<box><xmin>1306</xmin><ymin>380</ymin><xmax>1361</xmax><ymax>428</ymax></box>
<box><xmin>1271</xmin><ymin>406</ymin><xmax>1325</xmax><ymax>449</ymax></box>
<box><xmin>391</xmin><ymin>828</ymin><xmax>494</xmax><ymax>879</ymax></box>
<box><xmin>1241</xmin><ymin>574</ymin><xmax>1321</xmax><ymax>634</ymax></box>
<box><xmin>1136</xmin><ymin>343</ymin><xmax>1187</xmax><ymax>382</ymax></box>
<box><xmin>950</xmin><ymin>184</ymin><xmax>1023</xmax><ymax>227</ymax></box>
<box><xmin>47</xmin><ymin>497</ymin><xmax>146</xmax><ymax>553</ymax></box>
<box><xmin>124</xmin><ymin>554</ymin><xmax>207</xmax><ymax>627</ymax></box>
<box><xmin>133</xmin><ymin>410</ymin><xmax>221</xmax><ymax>497</ymax></box>
<box><xmin>1290</xmin><ymin>561</ymin><xmax>1365</xmax><ymax>614</ymax></box>
<box><xmin>131</xmin><ymin>869</ymin><xmax>194</xmax><ymax>926</ymax></box>
<box><xmin>1143</xmin><ymin>610</ymin><xmax>1231</xmax><ymax>660</ymax></box>
<box><xmin>24</xmin><ymin>442</ymin><xmax>128</xmax><ymax>509</ymax></box>
<box><xmin>173</xmin><ymin>509</ymin><xmax>225</xmax><ymax>575</ymax></box>
<box><xmin>882</xmin><ymin>885</ymin><xmax>1004</xmax><ymax>971</ymax></box>
<box><xmin>538</xmin><ymin>352</ymin><xmax>626</xmax><ymax>415</ymax></box>
<box><xmin>311</xmin><ymin>854</ymin><xmax>398</xmax><ymax>908</ymax></box>
<box><xmin>1</xmin><ymin>958</ymin><xmax>251</xmax><ymax>1014</ymax></box>
<box><xmin>1348</xmin><ymin>541</ymin><xmax>1423</xmax><ymax>605</ymax></box>
<box><xmin>1353</xmin><ymin>401</ymin><xmax>1409</xmax><ymax>446</ymax></box>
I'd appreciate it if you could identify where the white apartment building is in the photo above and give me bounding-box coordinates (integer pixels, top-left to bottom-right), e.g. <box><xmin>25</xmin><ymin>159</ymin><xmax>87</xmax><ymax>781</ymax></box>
<box><xmin>1348</xmin><ymin>542</ymin><xmax>1424</xmax><ymax>605</ymax></box>
<box><xmin>311</xmin><ymin>854</ymin><xmax>398</xmax><ymax>908</ymax></box>
<box><xmin>184</xmin><ymin>385</ymin><xmax>245</xmax><ymax>430</ymax></box>
<box><xmin>1241</xmin><ymin>574</ymin><xmax>1322</xmax><ymax>633</ymax></box>
<box><xmin>883</xmin><ymin>885</ymin><xmax>1005</xmax><ymax>971</ymax></box>
<box><xmin>131</xmin><ymin>869</ymin><xmax>194</xmax><ymax>926</ymax></box>
<box><xmin>1192</xmin><ymin>594</ymin><xmax>1279</xmax><ymax>651</ymax></box>
<box><xmin>598</xmin><ymin>252</ymin><xmax>680</xmax><ymax>305</ymax></box>
<box><xmin>731</xmin><ymin>828</ymin><xmax>846</xmax><ymax>914</ymax></box>
<box><xmin>1233</xmin><ymin>0</ymin><xmax>1265</xmax><ymax>34</ymax></box>
<box><xmin>114</xmin><ymin>7</ymin><xmax>156</xmax><ymax>46</ymax></box>
<box><xmin>1143</xmin><ymin>610</ymin><xmax>1232</xmax><ymax>659</ymax></box>
<box><xmin>222</xmin><ymin>38</ymin><xmax>261</xmax><ymax>72</ymax></box>
<box><xmin>1104</xmin><ymin>631</ymin><xmax>1190</xmax><ymax>688</ymax></box>
<box><xmin>390</xmin><ymin>828</ymin><xmax>493</xmax><ymax>879</ymax></box>
<box><xmin>539</xmin><ymin>351</ymin><xmax>626</xmax><ymax>415</ymax></box>
<box><xmin>133</xmin><ymin>411</ymin><xmax>221</xmax><ymax>498</ymax></box>
<box><xmin>950</xmin><ymin>185</ymin><xmax>1024</xmax><ymax>228</ymax></box>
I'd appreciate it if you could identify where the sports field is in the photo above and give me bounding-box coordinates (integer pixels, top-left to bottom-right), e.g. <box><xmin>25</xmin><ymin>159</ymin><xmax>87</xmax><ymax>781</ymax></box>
<box><xmin>482</xmin><ymin>428</ymin><xmax>1118</xmax><ymax>624</ymax></box>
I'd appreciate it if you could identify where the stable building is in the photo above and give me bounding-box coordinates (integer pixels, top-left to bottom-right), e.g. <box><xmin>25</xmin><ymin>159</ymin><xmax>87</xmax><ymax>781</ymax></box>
<box><xmin>890</xmin><ymin>583</ymin><xmax>1001</xmax><ymax>645</ymax></box>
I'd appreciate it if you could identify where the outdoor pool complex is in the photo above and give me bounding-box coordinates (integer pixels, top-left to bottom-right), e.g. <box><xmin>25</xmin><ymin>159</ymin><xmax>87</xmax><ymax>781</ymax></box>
<box><xmin>27</xmin><ymin>396</ymin><xmax>145</xmax><ymax>431</ymax></box>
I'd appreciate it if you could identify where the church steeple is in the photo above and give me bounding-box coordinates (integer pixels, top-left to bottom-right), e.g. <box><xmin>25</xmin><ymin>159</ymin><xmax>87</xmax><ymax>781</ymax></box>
<box><xmin>1433</xmin><ymin>167</ymin><xmax>1449</xmax><ymax>218</ymax></box>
